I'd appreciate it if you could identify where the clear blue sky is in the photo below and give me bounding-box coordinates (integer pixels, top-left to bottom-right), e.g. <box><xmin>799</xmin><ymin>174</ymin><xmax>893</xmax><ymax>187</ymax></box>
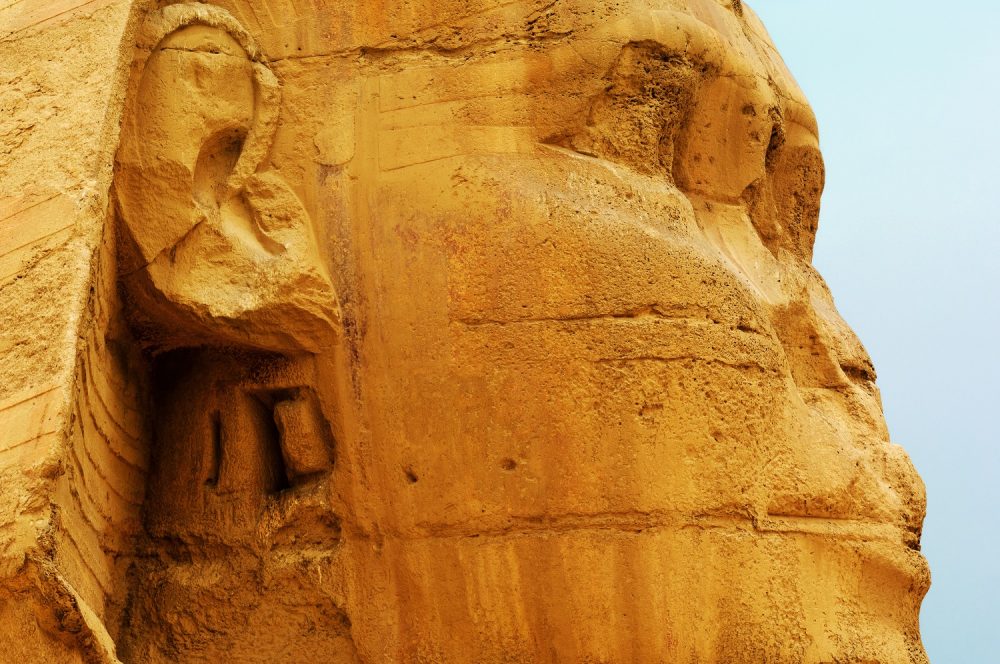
<box><xmin>749</xmin><ymin>1</ymin><xmax>1000</xmax><ymax>661</ymax></box>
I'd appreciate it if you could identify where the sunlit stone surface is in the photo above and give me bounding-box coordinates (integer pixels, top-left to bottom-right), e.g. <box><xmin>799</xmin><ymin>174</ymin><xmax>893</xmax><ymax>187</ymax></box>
<box><xmin>0</xmin><ymin>1</ymin><xmax>928</xmax><ymax>662</ymax></box>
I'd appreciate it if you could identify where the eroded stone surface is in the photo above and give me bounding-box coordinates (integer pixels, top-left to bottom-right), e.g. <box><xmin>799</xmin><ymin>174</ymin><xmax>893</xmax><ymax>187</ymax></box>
<box><xmin>0</xmin><ymin>1</ymin><xmax>929</xmax><ymax>662</ymax></box>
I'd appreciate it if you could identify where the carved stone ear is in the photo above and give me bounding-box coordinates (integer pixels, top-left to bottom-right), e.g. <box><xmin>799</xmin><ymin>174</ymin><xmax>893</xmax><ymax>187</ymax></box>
<box><xmin>116</xmin><ymin>2</ymin><xmax>273</xmax><ymax>265</ymax></box>
<box><xmin>133</xmin><ymin>2</ymin><xmax>281</xmax><ymax>205</ymax></box>
<box><xmin>114</xmin><ymin>3</ymin><xmax>339</xmax><ymax>354</ymax></box>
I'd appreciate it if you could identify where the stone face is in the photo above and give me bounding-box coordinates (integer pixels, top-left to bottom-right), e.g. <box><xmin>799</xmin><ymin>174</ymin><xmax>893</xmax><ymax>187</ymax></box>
<box><xmin>0</xmin><ymin>1</ymin><xmax>929</xmax><ymax>663</ymax></box>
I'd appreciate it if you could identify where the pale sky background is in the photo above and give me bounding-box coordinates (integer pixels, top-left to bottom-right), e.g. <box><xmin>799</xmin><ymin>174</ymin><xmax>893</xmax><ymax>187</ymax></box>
<box><xmin>748</xmin><ymin>1</ymin><xmax>1000</xmax><ymax>661</ymax></box>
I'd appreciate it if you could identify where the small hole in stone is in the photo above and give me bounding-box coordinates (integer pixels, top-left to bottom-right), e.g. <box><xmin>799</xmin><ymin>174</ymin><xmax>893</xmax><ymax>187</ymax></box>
<box><xmin>404</xmin><ymin>467</ymin><xmax>418</xmax><ymax>484</ymax></box>
<box><xmin>500</xmin><ymin>458</ymin><xmax>517</xmax><ymax>471</ymax></box>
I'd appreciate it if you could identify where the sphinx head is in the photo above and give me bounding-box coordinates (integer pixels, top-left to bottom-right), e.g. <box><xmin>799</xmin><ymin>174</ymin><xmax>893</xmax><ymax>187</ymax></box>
<box><xmin>330</xmin><ymin>1</ymin><xmax>928</xmax><ymax>660</ymax></box>
<box><xmin>112</xmin><ymin>2</ymin><xmax>929</xmax><ymax>662</ymax></box>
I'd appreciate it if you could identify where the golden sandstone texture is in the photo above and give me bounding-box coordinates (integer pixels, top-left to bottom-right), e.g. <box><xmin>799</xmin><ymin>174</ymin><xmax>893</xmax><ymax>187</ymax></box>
<box><xmin>0</xmin><ymin>0</ymin><xmax>929</xmax><ymax>662</ymax></box>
